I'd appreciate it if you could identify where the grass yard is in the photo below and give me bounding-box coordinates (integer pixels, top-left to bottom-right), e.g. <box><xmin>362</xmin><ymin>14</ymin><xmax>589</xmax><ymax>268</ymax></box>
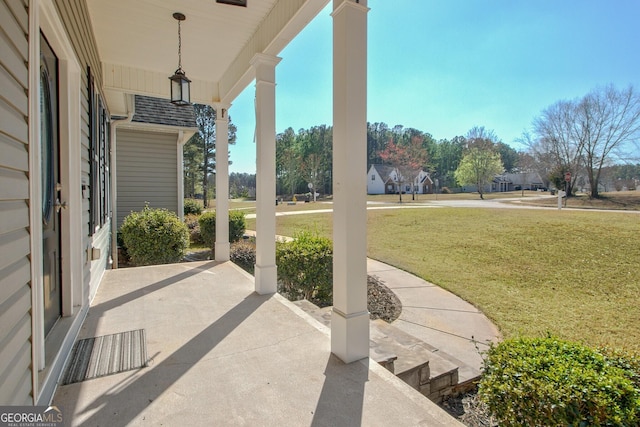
<box><xmin>247</xmin><ymin>207</ymin><xmax>640</xmax><ymax>353</ymax></box>
<box><xmin>519</xmin><ymin>190</ymin><xmax>640</xmax><ymax>210</ymax></box>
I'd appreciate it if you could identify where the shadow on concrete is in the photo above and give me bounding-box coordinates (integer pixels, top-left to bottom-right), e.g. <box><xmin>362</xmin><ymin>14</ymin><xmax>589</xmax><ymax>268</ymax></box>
<box><xmin>311</xmin><ymin>355</ymin><xmax>369</xmax><ymax>427</ymax></box>
<box><xmin>89</xmin><ymin>260</ymin><xmax>221</xmax><ymax>314</ymax></box>
<box><xmin>73</xmin><ymin>290</ymin><xmax>268</xmax><ymax>426</ymax></box>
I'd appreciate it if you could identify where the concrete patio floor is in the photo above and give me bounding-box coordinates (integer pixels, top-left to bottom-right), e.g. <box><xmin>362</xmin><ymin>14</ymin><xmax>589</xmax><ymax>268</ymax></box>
<box><xmin>53</xmin><ymin>261</ymin><xmax>462</xmax><ymax>426</ymax></box>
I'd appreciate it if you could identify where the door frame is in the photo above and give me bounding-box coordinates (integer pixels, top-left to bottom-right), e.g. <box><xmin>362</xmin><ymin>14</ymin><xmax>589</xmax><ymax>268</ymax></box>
<box><xmin>29</xmin><ymin>0</ymin><xmax>84</xmax><ymax>404</ymax></box>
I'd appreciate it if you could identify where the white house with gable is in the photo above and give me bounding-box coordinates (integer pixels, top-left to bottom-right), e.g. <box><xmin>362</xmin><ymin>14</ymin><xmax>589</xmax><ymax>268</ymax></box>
<box><xmin>367</xmin><ymin>164</ymin><xmax>433</xmax><ymax>194</ymax></box>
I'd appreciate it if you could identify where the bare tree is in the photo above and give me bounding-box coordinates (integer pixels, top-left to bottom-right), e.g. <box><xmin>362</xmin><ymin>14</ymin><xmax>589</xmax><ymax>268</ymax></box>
<box><xmin>531</xmin><ymin>100</ymin><xmax>585</xmax><ymax>196</ymax></box>
<box><xmin>529</xmin><ymin>85</ymin><xmax>640</xmax><ymax>198</ymax></box>
<box><xmin>578</xmin><ymin>85</ymin><xmax>640</xmax><ymax>198</ymax></box>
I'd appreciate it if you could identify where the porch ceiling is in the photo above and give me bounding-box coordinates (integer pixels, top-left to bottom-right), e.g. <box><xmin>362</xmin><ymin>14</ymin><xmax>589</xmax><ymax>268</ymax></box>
<box><xmin>86</xmin><ymin>0</ymin><xmax>328</xmax><ymax>114</ymax></box>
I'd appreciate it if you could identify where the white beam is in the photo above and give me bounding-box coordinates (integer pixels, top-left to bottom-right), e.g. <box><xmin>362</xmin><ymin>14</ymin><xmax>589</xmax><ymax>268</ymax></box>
<box><xmin>331</xmin><ymin>0</ymin><xmax>369</xmax><ymax>364</ymax></box>
<box><xmin>214</xmin><ymin>104</ymin><xmax>231</xmax><ymax>262</ymax></box>
<box><xmin>251</xmin><ymin>53</ymin><xmax>281</xmax><ymax>294</ymax></box>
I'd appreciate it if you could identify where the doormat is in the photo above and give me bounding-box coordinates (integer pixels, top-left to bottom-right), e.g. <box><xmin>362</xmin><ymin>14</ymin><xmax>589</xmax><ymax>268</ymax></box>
<box><xmin>62</xmin><ymin>329</ymin><xmax>147</xmax><ymax>385</ymax></box>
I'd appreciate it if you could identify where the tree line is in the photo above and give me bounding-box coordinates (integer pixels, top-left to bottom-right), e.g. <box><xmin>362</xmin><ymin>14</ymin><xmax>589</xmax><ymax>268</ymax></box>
<box><xmin>274</xmin><ymin>122</ymin><xmax>520</xmax><ymax>197</ymax></box>
<box><xmin>184</xmin><ymin>84</ymin><xmax>640</xmax><ymax>202</ymax></box>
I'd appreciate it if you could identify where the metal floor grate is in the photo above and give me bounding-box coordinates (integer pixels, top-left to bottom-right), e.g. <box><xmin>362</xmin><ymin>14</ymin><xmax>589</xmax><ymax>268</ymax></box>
<box><xmin>62</xmin><ymin>329</ymin><xmax>148</xmax><ymax>385</ymax></box>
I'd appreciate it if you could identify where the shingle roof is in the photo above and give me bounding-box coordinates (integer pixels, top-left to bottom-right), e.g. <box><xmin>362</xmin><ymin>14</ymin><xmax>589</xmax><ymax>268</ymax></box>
<box><xmin>131</xmin><ymin>95</ymin><xmax>197</xmax><ymax>128</ymax></box>
<box><xmin>370</xmin><ymin>164</ymin><xmax>396</xmax><ymax>181</ymax></box>
<box><xmin>370</xmin><ymin>164</ymin><xmax>427</xmax><ymax>182</ymax></box>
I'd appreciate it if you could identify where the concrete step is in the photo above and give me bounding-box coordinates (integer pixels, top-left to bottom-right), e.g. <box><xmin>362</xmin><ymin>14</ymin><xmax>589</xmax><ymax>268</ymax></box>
<box><xmin>370</xmin><ymin>319</ymin><xmax>459</xmax><ymax>403</ymax></box>
<box><xmin>292</xmin><ymin>300</ymin><xmax>462</xmax><ymax>403</ymax></box>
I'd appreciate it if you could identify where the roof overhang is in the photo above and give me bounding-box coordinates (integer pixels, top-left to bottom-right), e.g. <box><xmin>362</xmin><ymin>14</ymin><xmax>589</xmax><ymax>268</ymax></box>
<box><xmin>86</xmin><ymin>0</ymin><xmax>329</xmax><ymax>116</ymax></box>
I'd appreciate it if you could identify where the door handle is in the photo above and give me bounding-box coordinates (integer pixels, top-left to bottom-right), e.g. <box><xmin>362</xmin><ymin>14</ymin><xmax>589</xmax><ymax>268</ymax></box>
<box><xmin>55</xmin><ymin>199</ymin><xmax>68</xmax><ymax>213</ymax></box>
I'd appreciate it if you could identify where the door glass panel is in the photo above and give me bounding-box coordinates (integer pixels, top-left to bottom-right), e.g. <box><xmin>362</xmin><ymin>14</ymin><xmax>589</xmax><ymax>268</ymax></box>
<box><xmin>40</xmin><ymin>67</ymin><xmax>54</xmax><ymax>225</ymax></box>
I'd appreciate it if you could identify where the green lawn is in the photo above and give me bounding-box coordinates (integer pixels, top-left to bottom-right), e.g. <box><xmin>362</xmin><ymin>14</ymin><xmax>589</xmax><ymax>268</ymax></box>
<box><xmin>247</xmin><ymin>206</ymin><xmax>640</xmax><ymax>353</ymax></box>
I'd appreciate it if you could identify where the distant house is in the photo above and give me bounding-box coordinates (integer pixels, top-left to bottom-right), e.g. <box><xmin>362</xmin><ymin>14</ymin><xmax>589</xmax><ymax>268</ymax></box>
<box><xmin>367</xmin><ymin>164</ymin><xmax>433</xmax><ymax>194</ymax></box>
<box><xmin>115</xmin><ymin>95</ymin><xmax>198</xmax><ymax>227</ymax></box>
<box><xmin>492</xmin><ymin>171</ymin><xmax>546</xmax><ymax>192</ymax></box>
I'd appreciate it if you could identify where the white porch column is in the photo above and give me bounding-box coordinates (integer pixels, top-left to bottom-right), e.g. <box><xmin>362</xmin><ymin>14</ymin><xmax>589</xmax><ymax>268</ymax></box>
<box><xmin>251</xmin><ymin>53</ymin><xmax>281</xmax><ymax>294</ymax></box>
<box><xmin>214</xmin><ymin>104</ymin><xmax>231</xmax><ymax>261</ymax></box>
<box><xmin>331</xmin><ymin>0</ymin><xmax>370</xmax><ymax>363</ymax></box>
<box><xmin>177</xmin><ymin>130</ymin><xmax>187</xmax><ymax>222</ymax></box>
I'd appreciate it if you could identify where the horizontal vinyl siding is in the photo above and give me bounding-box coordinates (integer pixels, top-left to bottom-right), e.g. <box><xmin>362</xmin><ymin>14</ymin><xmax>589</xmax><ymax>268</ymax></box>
<box><xmin>55</xmin><ymin>0</ymin><xmax>108</xmax><ymax>303</ymax></box>
<box><xmin>116</xmin><ymin>129</ymin><xmax>178</xmax><ymax>228</ymax></box>
<box><xmin>0</xmin><ymin>0</ymin><xmax>32</xmax><ymax>405</ymax></box>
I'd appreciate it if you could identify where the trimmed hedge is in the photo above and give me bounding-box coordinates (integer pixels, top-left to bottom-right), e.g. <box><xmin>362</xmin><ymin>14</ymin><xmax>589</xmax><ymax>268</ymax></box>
<box><xmin>120</xmin><ymin>206</ymin><xmax>189</xmax><ymax>266</ymax></box>
<box><xmin>183</xmin><ymin>199</ymin><xmax>203</xmax><ymax>216</ymax></box>
<box><xmin>276</xmin><ymin>231</ymin><xmax>332</xmax><ymax>306</ymax></box>
<box><xmin>479</xmin><ymin>337</ymin><xmax>640</xmax><ymax>426</ymax></box>
<box><xmin>198</xmin><ymin>210</ymin><xmax>246</xmax><ymax>251</ymax></box>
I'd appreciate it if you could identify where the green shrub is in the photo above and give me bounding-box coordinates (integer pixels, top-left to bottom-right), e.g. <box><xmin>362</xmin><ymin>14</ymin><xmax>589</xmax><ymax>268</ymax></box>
<box><xmin>183</xmin><ymin>199</ymin><xmax>203</xmax><ymax>215</ymax></box>
<box><xmin>120</xmin><ymin>206</ymin><xmax>189</xmax><ymax>266</ymax></box>
<box><xmin>198</xmin><ymin>210</ymin><xmax>246</xmax><ymax>251</ymax></box>
<box><xmin>479</xmin><ymin>337</ymin><xmax>640</xmax><ymax>427</ymax></box>
<box><xmin>230</xmin><ymin>239</ymin><xmax>256</xmax><ymax>274</ymax></box>
<box><xmin>276</xmin><ymin>230</ymin><xmax>333</xmax><ymax>306</ymax></box>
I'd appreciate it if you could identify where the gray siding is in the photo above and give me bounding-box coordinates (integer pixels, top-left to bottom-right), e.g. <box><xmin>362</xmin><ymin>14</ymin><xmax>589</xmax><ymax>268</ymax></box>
<box><xmin>0</xmin><ymin>0</ymin><xmax>33</xmax><ymax>405</ymax></box>
<box><xmin>116</xmin><ymin>129</ymin><xmax>178</xmax><ymax>228</ymax></box>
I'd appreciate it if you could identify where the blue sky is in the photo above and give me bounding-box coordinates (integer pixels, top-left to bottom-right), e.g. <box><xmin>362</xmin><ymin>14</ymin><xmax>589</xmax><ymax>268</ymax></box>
<box><xmin>228</xmin><ymin>0</ymin><xmax>640</xmax><ymax>174</ymax></box>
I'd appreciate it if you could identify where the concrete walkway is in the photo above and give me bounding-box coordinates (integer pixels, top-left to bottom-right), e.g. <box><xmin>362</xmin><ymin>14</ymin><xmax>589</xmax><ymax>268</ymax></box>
<box><xmin>367</xmin><ymin>259</ymin><xmax>501</xmax><ymax>383</ymax></box>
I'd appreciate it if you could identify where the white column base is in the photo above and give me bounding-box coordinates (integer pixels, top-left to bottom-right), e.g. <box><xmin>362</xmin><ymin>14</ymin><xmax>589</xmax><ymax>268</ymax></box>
<box><xmin>215</xmin><ymin>242</ymin><xmax>230</xmax><ymax>262</ymax></box>
<box><xmin>254</xmin><ymin>264</ymin><xmax>277</xmax><ymax>295</ymax></box>
<box><xmin>331</xmin><ymin>308</ymin><xmax>369</xmax><ymax>363</ymax></box>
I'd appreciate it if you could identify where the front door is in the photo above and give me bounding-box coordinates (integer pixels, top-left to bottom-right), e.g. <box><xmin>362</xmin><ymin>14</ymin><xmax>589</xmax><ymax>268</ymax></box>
<box><xmin>40</xmin><ymin>32</ymin><xmax>62</xmax><ymax>336</ymax></box>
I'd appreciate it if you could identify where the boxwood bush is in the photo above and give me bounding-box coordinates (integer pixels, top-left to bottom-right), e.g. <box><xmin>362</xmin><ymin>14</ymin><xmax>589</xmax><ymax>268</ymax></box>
<box><xmin>276</xmin><ymin>231</ymin><xmax>332</xmax><ymax>306</ymax></box>
<box><xmin>479</xmin><ymin>337</ymin><xmax>640</xmax><ymax>426</ymax></box>
<box><xmin>183</xmin><ymin>199</ymin><xmax>203</xmax><ymax>216</ymax></box>
<box><xmin>198</xmin><ymin>210</ymin><xmax>246</xmax><ymax>252</ymax></box>
<box><xmin>120</xmin><ymin>206</ymin><xmax>189</xmax><ymax>266</ymax></box>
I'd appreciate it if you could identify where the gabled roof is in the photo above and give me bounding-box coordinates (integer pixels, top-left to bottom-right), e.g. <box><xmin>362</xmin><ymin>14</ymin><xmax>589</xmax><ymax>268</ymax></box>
<box><xmin>132</xmin><ymin>96</ymin><xmax>197</xmax><ymax>128</ymax></box>
<box><xmin>370</xmin><ymin>164</ymin><xmax>396</xmax><ymax>181</ymax></box>
<box><xmin>369</xmin><ymin>164</ymin><xmax>430</xmax><ymax>183</ymax></box>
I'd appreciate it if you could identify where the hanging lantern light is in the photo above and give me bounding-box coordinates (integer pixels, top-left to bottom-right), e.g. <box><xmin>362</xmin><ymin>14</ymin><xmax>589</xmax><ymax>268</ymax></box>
<box><xmin>169</xmin><ymin>12</ymin><xmax>191</xmax><ymax>106</ymax></box>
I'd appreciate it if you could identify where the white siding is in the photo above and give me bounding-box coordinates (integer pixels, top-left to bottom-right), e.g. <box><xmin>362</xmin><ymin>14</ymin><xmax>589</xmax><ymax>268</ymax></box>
<box><xmin>116</xmin><ymin>129</ymin><xmax>178</xmax><ymax>228</ymax></box>
<box><xmin>366</xmin><ymin>166</ymin><xmax>385</xmax><ymax>194</ymax></box>
<box><xmin>0</xmin><ymin>0</ymin><xmax>33</xmax><ymax>405</ymax></box>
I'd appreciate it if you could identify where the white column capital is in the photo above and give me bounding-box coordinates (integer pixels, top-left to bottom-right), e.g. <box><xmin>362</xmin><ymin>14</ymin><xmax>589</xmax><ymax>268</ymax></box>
<box><xmin>250</xmin><ymin>53</ymin><xmax>282</xmax><ymax>69</ymax></box>
<box><xmin>213</xmin><ymin>103</ymin><xmax>231</xmax><ymax>120</ymax></box>
<box><xmin>250</xmin><ymin>53</ymin><xmax>282</xmax><ymax>84</ymax></box>
<box><xmin>332</xmin><ymin>0</ymin><xmax>370</xmax><ymax>15</ymax></box>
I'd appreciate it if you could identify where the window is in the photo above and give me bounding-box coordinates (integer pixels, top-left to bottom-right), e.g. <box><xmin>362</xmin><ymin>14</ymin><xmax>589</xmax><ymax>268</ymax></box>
<box><xmin>88</xmin><ymin>67</ymin><xmax>110</xmax><ymax>234</ymax></box>
<box><xmin>371</xmin><ymin>174</ymin><xmax>375</xmax><ymax>181</ymax></box>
